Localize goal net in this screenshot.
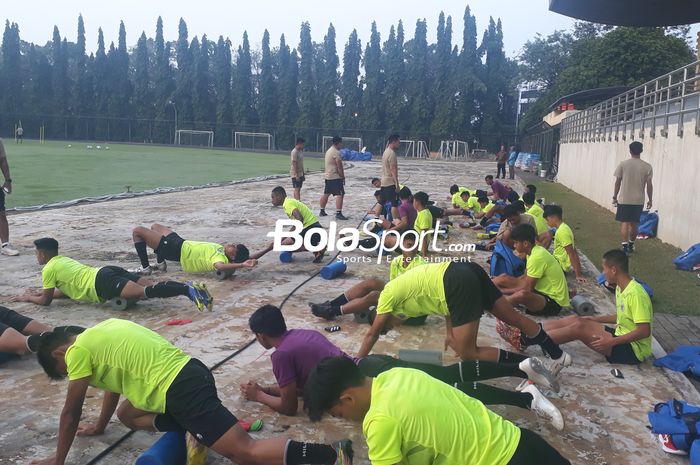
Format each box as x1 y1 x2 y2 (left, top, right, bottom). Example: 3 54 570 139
234 132 273 151
322 136 362 154
176 130 214 147
438 140 469 159
398 140 415 157
416 141 429 159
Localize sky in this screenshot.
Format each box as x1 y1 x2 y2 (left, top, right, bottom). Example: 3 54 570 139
2 0 583 58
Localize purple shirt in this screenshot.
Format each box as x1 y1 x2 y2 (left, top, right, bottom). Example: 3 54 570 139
491 180 510 200
271 329 347 388
398 201 417 229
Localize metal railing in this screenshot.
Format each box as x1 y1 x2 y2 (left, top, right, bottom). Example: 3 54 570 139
560 60 700 143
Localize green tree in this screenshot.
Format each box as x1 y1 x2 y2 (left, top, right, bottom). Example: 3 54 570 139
455 6 484 137
519 31 574 89
297 21 319 132
134 31 152 141
51 26 70 138
277 34 298 147
258 29 277 130
213 36 232 146
431 13 456 137
405 19 430 140
73 15 91 135
175 18 194 129
92 28 109 139
108 21 132 140
361 21 383 137
153 17 174 143
382 22 406 132
318 23 339 129
479 18 513 148
192 35 212 127
233 31 257 127
339 29 362 129
1 21 22 131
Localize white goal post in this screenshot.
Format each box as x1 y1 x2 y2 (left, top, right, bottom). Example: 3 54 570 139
322 136 363 154
234 132 273 151
398 140 415 158
416 141 429 159
438 140 469 159
175 130 214 147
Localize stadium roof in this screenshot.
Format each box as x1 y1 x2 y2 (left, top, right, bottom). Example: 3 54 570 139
549 0 700 26
548 86 632 111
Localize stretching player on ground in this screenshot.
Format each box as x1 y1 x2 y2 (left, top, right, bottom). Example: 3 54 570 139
543 250 652 365
543 205 586 282
305 358 572 465
130 224 256 275
0 306 83 355
12 238 212 311
29 318 353 465
241 305 563 429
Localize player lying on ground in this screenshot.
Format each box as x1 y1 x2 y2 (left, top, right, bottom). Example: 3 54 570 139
29 318 352 465
305 358 572 465
355 260 572 372
492 224 571 317
543 204 586 282
241 305 564 429
542 249 652 365
130 223 257 275
0 306 83 355
12 238 213 311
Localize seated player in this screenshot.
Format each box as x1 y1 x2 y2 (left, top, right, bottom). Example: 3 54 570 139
130 224 257 275
492 224 570 317
543 205 586 282
356 260 572 373
29 318 352 465
0 306 83 355
12 238 212 311
522 192 551 248
542 250 652 365
365 190 386 219
483 204 536 250
257 186 327 263
485 174 520 203
449 184 474 206
305 358 572 465
241 305 563 429
413 192 434 256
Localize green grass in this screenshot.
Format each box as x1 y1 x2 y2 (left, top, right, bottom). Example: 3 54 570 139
3 140 323 207
532 178 700 315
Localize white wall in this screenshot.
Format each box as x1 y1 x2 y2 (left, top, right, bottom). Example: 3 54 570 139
557 120 700 251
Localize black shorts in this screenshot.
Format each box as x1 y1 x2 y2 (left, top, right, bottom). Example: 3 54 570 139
507 190 520 203
427 205 444 219
0 306 32 336
155 232 185 261
292 176 305 188
0 188 5 212
380 185 399 207
528 290 563 317
507 428 571 465
94 266 141 301
604 326 642 365
615 204 643 223
443 262 503 326
324 179 345 196
302 222 323 247
155 359 238 447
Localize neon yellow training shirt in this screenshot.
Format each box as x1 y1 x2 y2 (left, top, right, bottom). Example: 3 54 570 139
66 319 191 413
615 279 653 361
42 255 101 303
363 368 521 465
482 201 494 213
526 245 571 307
414 208 433 234
389 254 426 281
553 222 574 271
180 240 229 273
527 203 549 236
377 261 450 319
283 197 318 229
452 194 470 210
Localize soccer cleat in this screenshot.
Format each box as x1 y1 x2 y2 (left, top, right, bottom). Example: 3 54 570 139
0 243 19 256
332 439 354 465
129 265 152 275
185 431 209 465
310 302 338 320
194 282 213 311
153 261 167 272
658 434 687 455
186 282 206 312
522 382 565 431
335 212 349 221
549 352 572 377
519 357 560 393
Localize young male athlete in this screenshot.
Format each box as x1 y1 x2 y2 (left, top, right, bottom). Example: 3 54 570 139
493 224 570 316
130 224 256 275
412 192 434 256
0 306 83 355
543 250 652 365
0 138 19 256
485 174 520 203
320 135 347 220
543 205 586 282
241 305 563 429
12 238 213 311
379 135 401 221
522 192 549 242
305 358 572 465
290 137 306 200
482 204 536 251
29 318 352 465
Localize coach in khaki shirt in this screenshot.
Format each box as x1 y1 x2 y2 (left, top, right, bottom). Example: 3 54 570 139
290 137 306 200
380 134 401 220
613 141 653 255
319 135 347 220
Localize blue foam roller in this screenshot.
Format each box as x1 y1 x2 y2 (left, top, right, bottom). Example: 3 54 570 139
0 352 18 364
280 251 294 263
320 260 347 280
135 431 186 465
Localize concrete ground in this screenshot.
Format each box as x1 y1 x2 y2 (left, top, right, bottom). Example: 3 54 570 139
0 159 697 465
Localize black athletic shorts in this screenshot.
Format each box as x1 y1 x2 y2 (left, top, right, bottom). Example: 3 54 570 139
155 232 185 261
155 358 238 447
507 190 520 203
94 266 141 301
292 176 305 188
380 185 399 207
615 204 643 223
604 326 642 365
507 428 571 465
324 179 345 196
443 262 503 327
0 188 5 212
527 290 563 317
0 306 32 336
302 222 323 247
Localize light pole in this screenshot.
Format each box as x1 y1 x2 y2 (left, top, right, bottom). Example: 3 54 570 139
168 101 177 144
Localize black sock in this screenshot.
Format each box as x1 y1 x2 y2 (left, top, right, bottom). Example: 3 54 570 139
153 413 186 433
480 217 489 227
336 210 342 215
135 241 150 268
330 294 348 307
457 359 526 382
285 440 337 465
144 281 189 299
498 349 528 364
26 334 40 353
523 325 564 360
320 208 326 213
456 382 532 409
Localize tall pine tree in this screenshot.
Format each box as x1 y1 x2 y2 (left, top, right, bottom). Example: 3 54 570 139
1 21 22 131
406 19 430 140
192 35 212 127
153 17 174 143
318 23 339 129
431 13 456 137
382 22 406 132
233 31 256 127
361 22 383 136
134 31 152 141
339 29 362 130
175 18 194 130
258 29 277 130
297 22 319 133
277 34 298 147
213 36 232 146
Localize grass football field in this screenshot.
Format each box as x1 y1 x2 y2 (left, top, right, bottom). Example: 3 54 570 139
2 140 323 208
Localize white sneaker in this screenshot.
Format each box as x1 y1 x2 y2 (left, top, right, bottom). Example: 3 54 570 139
522 382 565 431
152 261 167 272
549 352 572 377
1 243 19 256
129 265 152 275
519 357 560 393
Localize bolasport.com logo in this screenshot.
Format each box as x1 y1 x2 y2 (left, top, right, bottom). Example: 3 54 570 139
267 218 476 264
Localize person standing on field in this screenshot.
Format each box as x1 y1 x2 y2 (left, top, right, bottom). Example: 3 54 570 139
380 134 401 221
612 141 653 256
290 137 305 201
319 136 347 220
0 139 19 256
496 145 507 179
